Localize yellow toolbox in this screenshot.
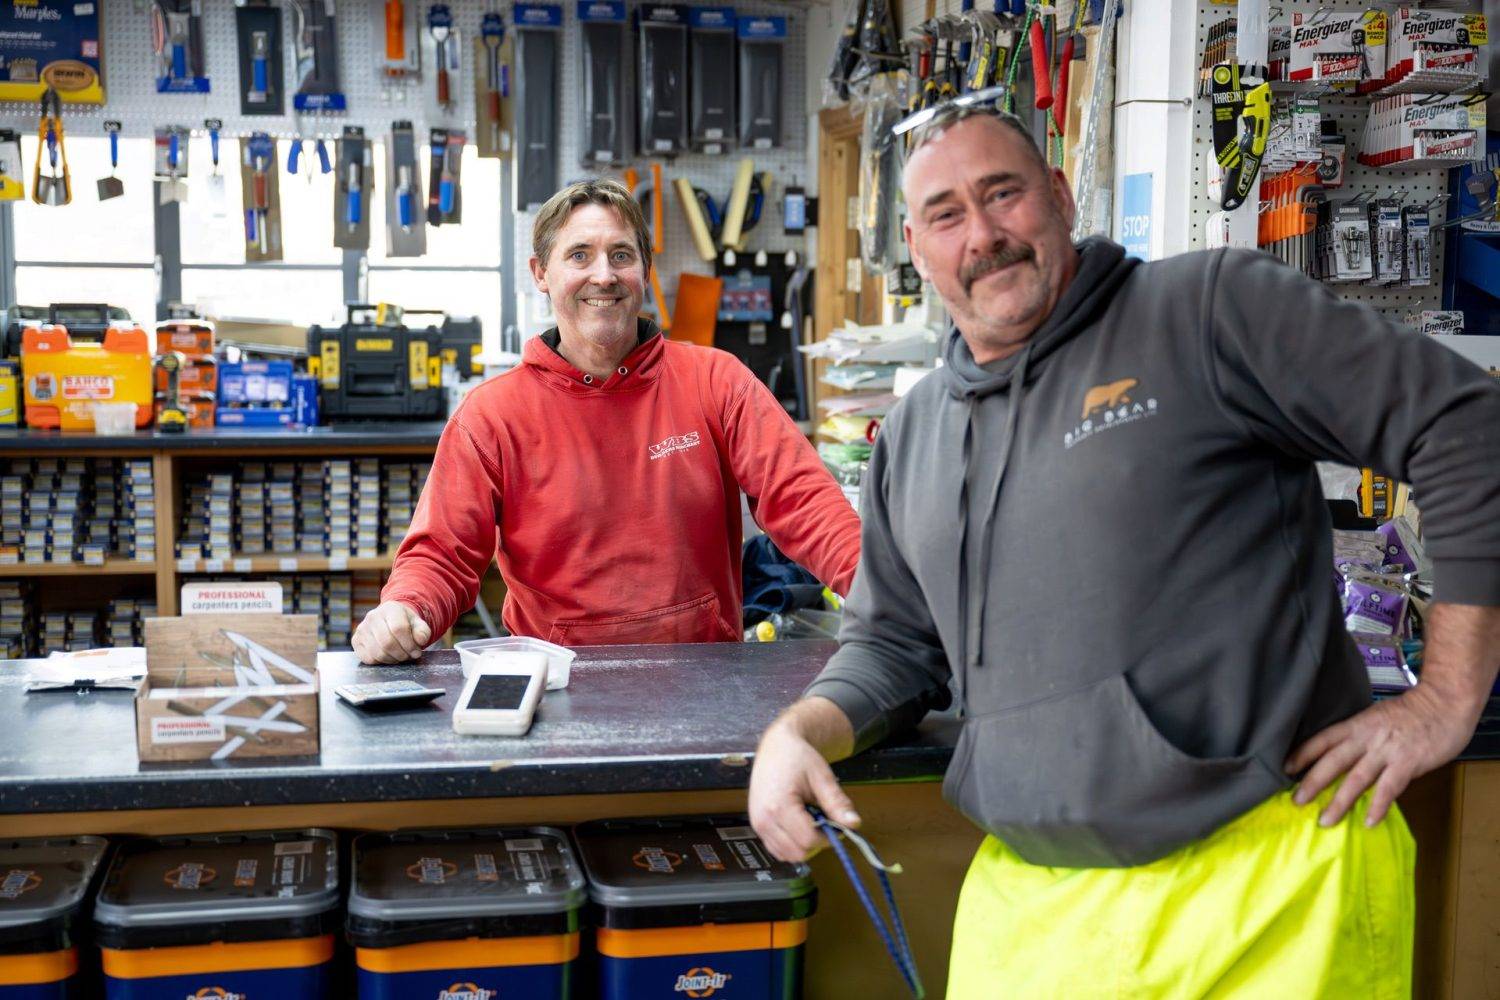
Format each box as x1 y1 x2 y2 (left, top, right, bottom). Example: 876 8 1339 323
22 324 153 430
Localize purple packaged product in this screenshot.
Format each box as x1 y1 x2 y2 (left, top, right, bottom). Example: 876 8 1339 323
1344 578 1408 636
1375 521 1417 573
1351 633 1418 692
292 373 319 427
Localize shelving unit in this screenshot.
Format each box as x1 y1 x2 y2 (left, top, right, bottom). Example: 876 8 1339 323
0 423 444 617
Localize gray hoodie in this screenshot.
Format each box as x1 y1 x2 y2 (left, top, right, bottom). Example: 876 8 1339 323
806 238 1500 868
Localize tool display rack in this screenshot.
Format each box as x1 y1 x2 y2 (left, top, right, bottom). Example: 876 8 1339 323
0 427 442 617
1190 0 1457 319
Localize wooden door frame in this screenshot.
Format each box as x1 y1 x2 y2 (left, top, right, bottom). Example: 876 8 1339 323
812 105 883 415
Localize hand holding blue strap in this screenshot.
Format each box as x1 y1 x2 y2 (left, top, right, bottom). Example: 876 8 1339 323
807 806 925 998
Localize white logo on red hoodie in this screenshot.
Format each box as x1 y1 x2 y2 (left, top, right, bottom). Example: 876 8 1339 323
649 432 701 460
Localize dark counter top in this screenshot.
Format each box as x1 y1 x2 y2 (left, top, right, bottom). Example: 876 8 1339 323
0 422 446 453
0 642 1493 817
0 642 957 816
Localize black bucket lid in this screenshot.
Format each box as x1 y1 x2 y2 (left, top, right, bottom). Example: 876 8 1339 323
572 815 814 912
93 829 338 947
0 836 108 953
349 826 585 923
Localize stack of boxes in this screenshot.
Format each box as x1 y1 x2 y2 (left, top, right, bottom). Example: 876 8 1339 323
105 597 156 647
0 459 155 566
265 573 350 650
382 462 431 551
41 610 96 652
125 460 156 563
0 581 34 657
154 321 218 428
354 460 381 557
238 463 268 555
327 461 353 560
326 574 353 647
298 464 328 556
270 463 298 555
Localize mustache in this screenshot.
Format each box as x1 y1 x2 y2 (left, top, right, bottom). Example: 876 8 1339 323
961 245 1035 292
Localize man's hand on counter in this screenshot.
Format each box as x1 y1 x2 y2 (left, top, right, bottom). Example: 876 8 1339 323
352 600 434 664
750 696 860 864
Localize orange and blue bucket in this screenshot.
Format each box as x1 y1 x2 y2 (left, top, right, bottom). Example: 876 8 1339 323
0 836 108 1000
347 826 585 999
91 829 340 999
573 815 817 1000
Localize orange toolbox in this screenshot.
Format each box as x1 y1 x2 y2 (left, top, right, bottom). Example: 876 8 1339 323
155 356 217 396
22 325 153 430
155 320 215 358
155 392 216 429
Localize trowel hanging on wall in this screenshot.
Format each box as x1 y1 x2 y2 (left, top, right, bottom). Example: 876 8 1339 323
97 121 124 201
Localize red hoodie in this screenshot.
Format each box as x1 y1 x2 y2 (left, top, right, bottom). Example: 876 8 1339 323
382 323 861 645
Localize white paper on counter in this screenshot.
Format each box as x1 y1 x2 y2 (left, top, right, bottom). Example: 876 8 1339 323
24 647 148 692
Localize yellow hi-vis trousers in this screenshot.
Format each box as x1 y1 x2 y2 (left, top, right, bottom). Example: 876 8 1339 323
946 789 1415 999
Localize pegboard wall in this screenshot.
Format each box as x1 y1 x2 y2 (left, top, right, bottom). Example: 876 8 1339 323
0 0 814 330
0 0 503 139
513 0 812 327
1190 0 1457 319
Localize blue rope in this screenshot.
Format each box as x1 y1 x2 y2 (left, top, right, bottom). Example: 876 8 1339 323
808 806 926 998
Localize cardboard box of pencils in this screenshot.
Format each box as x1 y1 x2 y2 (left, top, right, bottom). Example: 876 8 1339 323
136 613 320 763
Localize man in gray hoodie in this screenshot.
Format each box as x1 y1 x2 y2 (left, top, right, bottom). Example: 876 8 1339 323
748 103 1500 996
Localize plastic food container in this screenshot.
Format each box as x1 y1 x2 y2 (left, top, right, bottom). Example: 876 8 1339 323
573 815 818 1000
347 826 586 999
0 835 108 1000
93 829 340 999
90 403 137 436
455 636 576 690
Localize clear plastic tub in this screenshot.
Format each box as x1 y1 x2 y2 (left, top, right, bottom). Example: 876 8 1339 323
455 636 576 690
91 402 138 435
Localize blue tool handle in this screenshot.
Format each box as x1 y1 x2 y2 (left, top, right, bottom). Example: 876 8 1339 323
501 64 510 98
253 56 268 94
245 209 258 242
169 131 180 169
398 191 413 228
47 126 56 167
210 128 220 166
439 178 455 214
109 130 119 169
347 189 363 226
316 140 332 173
172 43 188 79
287 141 302 174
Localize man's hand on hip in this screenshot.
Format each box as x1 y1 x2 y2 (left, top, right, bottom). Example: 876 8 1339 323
352 600 433 664
1286 602 1500 828
749 697 860 863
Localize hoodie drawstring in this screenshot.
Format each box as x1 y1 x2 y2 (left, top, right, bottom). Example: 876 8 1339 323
954 345 1032 709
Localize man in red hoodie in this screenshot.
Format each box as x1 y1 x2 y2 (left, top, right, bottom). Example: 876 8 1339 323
353 179 861 662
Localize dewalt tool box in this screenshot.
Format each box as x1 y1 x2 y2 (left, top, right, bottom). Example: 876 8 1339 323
307 305 444 420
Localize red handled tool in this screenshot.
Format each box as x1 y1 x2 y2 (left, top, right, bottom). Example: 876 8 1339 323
1028 18 1052 110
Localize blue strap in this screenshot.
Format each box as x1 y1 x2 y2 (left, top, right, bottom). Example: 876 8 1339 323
807 806 925 998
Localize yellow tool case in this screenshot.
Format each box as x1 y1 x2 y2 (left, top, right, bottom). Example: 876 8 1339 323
22 325 152 431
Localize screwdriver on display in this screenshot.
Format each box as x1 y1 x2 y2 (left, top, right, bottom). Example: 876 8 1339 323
249 30 270 103
396 163 415 233
482 11 504 149
346 152 365 233
429 5 454 106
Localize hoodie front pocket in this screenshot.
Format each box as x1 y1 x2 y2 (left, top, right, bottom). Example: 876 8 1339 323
547 592 732 646
943 673 1287 869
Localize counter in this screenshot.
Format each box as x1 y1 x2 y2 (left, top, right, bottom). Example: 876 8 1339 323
0 642 958 815
0 641 1494 998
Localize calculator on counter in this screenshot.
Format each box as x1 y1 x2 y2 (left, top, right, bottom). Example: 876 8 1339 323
334 679 446 710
